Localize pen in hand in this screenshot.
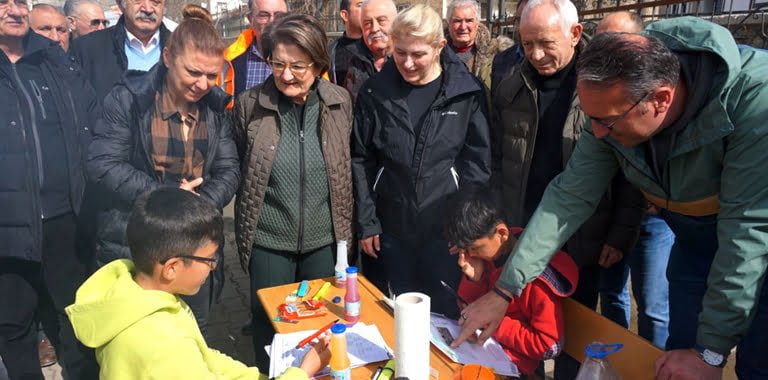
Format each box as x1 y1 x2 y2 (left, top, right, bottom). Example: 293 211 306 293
440 280 469 306
296 319 340 349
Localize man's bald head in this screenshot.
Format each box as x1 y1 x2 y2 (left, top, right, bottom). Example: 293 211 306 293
596 11 643 34
30 4 70 51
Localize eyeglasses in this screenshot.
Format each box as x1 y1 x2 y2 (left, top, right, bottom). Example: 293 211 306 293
268 60 314 76
160 254 219 269
253 11 284 23
72 15 110 27
0 0 28 10
88 18 109 27
591 91 652 131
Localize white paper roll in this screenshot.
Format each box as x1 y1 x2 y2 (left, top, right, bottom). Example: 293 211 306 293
394 292 431 380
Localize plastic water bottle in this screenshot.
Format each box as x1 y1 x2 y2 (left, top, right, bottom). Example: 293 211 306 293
330 323 352 380
574 342 623 380
344 266 361 323
334 240 348 288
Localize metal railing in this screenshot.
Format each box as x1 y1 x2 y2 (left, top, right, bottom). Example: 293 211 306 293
492 0 768 47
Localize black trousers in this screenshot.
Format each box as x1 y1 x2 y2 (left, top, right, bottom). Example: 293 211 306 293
249 244 335 371
0 213 98 380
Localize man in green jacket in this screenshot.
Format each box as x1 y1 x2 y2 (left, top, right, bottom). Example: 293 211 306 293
454 16 768 380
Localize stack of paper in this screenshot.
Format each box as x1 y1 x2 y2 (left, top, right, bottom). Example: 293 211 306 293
429 313 520 377
267 323 393 378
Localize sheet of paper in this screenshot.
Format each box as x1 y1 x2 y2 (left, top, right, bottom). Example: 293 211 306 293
429 313 520 377
267 323 393 378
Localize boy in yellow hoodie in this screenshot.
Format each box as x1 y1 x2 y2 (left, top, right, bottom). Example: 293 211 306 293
66 188 328 379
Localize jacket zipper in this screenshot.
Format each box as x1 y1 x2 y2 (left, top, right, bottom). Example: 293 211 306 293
372 167 384 191
297 122 306 253
66 89 79 129
29 79 47 120
519 89 539 221
11 64 45 218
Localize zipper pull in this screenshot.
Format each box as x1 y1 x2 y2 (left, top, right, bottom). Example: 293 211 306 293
28 80 47 120
299 129 305 143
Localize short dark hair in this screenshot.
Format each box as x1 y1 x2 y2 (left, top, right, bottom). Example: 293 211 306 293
340 0 350 11
127 188 223 275
261 13 330 74
443 188 506 249
577 33 680 102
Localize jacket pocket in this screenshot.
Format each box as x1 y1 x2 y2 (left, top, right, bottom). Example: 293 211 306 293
372 167 384 192
450 166 460 190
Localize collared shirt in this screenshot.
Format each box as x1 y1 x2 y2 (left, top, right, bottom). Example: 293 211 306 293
150 84 208 185
125 28 160 55
124 28 161 71
245 42 271 91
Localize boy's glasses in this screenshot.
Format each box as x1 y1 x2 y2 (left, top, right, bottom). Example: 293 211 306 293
160 255 219 269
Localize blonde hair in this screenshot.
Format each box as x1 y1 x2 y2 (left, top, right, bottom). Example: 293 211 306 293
391 4 444 45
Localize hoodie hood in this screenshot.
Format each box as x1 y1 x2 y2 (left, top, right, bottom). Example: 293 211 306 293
65 259 183 348
537 251 579 297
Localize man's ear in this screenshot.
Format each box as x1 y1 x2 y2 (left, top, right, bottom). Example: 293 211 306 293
570 23 583 46
339 9 349 24
651 85 675 114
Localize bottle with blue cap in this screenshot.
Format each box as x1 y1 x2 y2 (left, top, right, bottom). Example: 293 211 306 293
330 323 351 380
574 341 623 380
344 266 360 323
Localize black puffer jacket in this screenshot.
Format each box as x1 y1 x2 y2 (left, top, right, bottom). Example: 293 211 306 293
87 64 240 266
0 33 99 262
342 40 378 103
352 48 491 242
70 17 171 100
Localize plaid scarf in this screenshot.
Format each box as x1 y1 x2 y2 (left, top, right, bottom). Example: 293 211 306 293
150 84 208 185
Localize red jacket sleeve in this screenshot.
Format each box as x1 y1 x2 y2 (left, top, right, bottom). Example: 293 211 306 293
458 274 491 306
492 280 564 360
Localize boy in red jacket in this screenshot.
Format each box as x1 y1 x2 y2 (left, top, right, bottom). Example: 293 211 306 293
443 190 579 375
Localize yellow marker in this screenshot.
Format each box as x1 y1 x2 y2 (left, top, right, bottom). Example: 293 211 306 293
312 281 332 301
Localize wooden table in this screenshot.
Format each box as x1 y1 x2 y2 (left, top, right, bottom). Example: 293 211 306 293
257 276 461 379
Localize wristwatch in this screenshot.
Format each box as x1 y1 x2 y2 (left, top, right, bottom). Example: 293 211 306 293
694 344 726 368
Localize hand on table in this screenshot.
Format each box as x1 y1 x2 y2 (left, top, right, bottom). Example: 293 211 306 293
598 244 624 268
360 235 381 258
451 289 509 348
655 349 723 380
299 333 332 376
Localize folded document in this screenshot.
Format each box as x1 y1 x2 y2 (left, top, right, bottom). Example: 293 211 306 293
267 323 392 378
430 313 519 377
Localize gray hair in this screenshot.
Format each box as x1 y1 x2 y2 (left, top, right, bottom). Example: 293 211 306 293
62 0 100 16
361 0 397 13
248 0 289 13
32 3 65 14
520 0 579 38
577 33 680 101
447 0 480 19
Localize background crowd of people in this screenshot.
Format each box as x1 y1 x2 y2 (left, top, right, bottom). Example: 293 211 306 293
1 0 767 378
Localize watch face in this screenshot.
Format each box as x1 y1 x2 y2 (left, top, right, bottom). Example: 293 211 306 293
702 349 725 366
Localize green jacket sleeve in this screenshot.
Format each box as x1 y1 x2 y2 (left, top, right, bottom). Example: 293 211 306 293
697 75 768 354
143 335 310 380
497 126 619 294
